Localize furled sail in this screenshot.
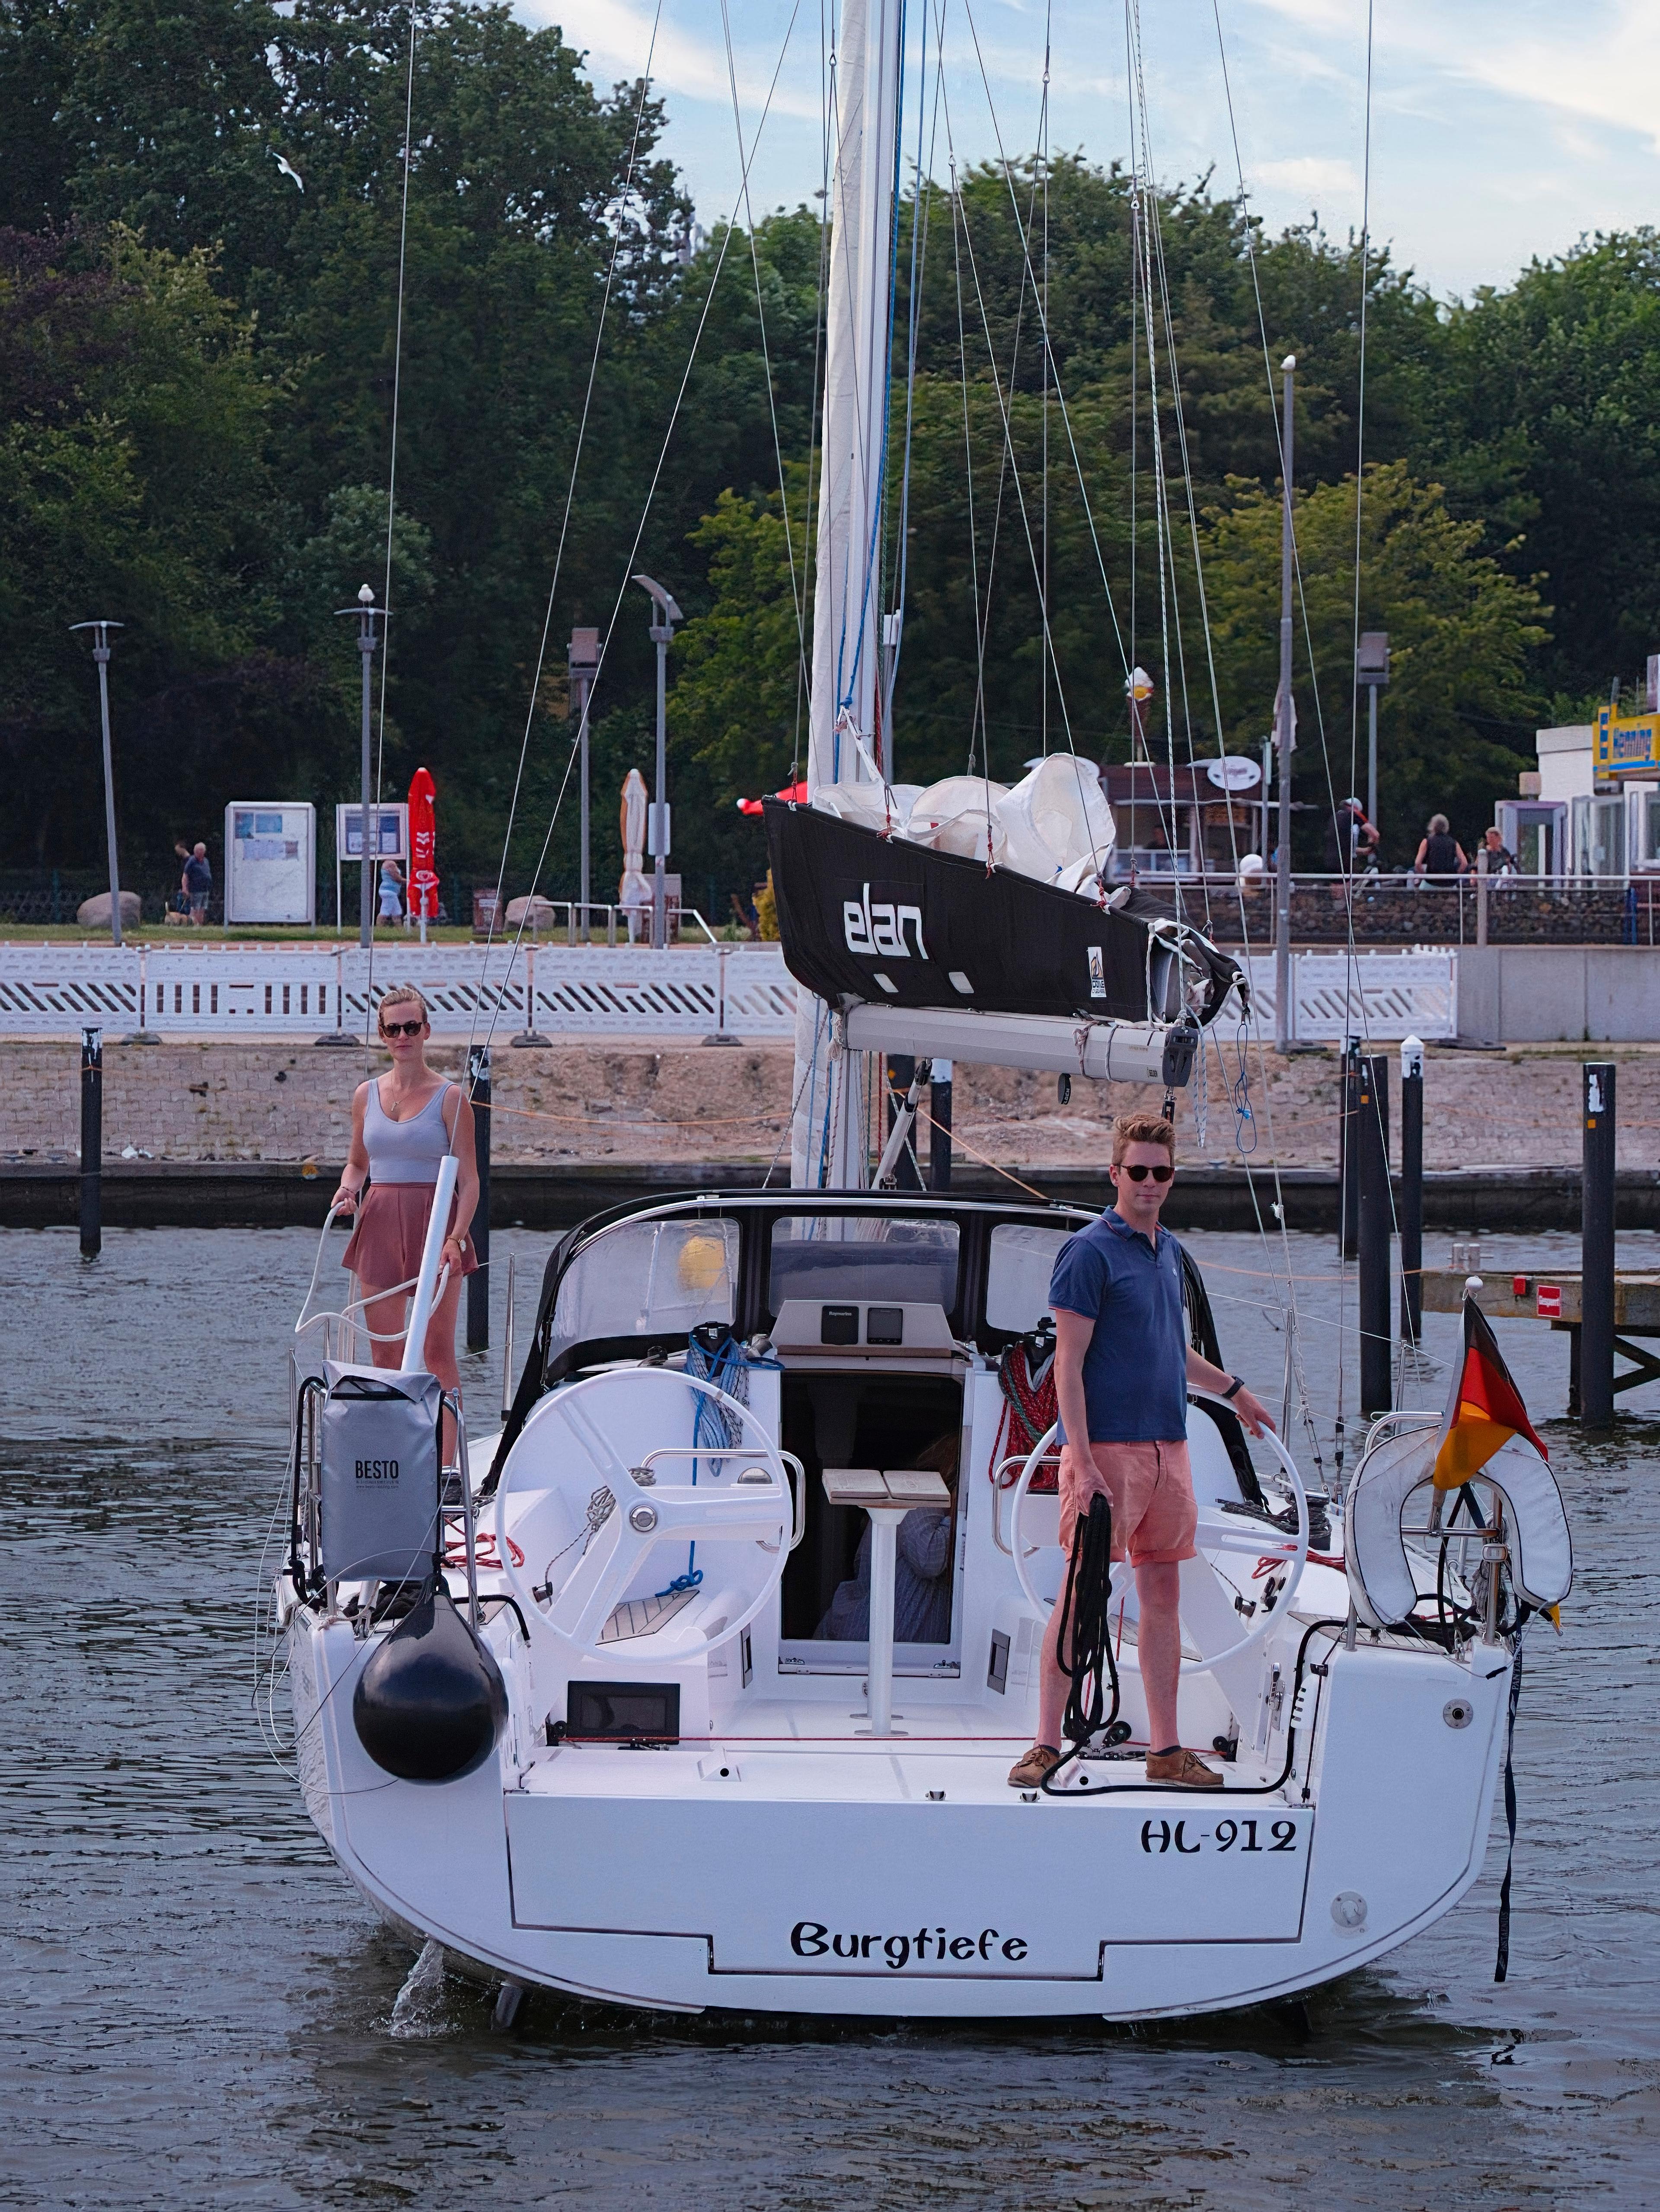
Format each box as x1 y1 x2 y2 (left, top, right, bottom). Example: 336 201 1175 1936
764 798 1242 1029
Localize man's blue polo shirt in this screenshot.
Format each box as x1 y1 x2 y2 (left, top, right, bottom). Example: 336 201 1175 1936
1049 1209 1189 1443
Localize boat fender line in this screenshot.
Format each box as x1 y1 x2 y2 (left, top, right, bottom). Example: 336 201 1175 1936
1038 1617 1349 1801
1494 1644 1523 1983
1041 1495 1124 1796
1347 1429 1572 1630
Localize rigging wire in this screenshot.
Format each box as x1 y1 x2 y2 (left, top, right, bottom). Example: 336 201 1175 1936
362 8 418 1075
461 1 667 1077
466 0 805 1076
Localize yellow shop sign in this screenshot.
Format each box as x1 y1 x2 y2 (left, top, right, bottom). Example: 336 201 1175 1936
1595 704 1660 774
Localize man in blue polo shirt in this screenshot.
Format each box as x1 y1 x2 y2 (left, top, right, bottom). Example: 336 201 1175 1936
1009 1112 1274 1790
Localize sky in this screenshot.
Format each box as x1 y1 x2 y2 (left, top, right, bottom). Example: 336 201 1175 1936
531 0 1660 301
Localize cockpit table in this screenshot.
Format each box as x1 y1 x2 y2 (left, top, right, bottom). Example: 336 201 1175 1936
821 1467 951 1736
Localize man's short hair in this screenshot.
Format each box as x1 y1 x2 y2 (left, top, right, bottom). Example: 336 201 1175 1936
1111 1112 1175 1166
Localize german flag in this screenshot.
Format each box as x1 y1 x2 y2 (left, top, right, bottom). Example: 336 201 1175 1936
1432 1296 1548 1490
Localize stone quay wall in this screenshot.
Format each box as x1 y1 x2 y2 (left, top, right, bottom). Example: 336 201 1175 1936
6 1036 1659 1175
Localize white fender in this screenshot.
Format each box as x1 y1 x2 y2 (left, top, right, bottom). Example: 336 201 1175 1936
1347 1425 1573 1630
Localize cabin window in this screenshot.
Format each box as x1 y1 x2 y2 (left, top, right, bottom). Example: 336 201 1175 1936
548 1218 739 1362
768 1216 959 1315
985 1223 1071 1333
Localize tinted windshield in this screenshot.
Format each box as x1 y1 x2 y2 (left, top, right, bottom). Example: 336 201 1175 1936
769 1216 959 1312
984 1223 1072 1331
549 1218 739 1362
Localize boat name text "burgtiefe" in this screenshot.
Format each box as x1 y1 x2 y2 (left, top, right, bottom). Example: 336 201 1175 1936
790 1923 1026 1967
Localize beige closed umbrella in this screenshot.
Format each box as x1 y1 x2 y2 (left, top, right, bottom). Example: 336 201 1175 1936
619 768 650 942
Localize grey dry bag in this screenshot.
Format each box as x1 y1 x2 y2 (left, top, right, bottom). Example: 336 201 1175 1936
319 1361 443 1584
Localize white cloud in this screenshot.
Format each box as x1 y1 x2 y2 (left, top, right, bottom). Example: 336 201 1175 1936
1253 155 1360 204
531 0 1660 294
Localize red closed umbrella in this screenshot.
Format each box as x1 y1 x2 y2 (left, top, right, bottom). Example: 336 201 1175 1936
409 767 438 928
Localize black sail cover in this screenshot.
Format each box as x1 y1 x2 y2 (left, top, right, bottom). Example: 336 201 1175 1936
764 798 1241 1026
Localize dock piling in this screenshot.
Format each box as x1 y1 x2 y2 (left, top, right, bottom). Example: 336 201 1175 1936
1358 1052 1392 1416
467 1045 491 1352
1399 1035 1424 1343
929 1059 953 1192
79 1024 102 1259
1338 1038 1361 1260
1581 1061 1616 1426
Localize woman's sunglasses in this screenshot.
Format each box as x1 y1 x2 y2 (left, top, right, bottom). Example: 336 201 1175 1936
380 1018 425 1038
1117 1161 1173 1183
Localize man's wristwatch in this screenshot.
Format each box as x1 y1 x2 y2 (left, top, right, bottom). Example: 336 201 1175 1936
1221 1375 1246 1401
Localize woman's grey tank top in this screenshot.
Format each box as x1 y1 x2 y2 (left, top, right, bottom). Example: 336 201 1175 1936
364 1080 453 1183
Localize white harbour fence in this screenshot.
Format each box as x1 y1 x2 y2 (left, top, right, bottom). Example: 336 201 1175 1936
1241 951 1459 1045
0 943 798 1041
0 941 1459 1045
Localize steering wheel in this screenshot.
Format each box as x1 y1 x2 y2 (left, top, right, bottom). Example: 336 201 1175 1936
1006 1391 1309 1676
492 1368 794 1665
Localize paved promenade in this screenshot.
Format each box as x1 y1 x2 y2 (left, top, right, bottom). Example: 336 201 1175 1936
4 1037 1656 1173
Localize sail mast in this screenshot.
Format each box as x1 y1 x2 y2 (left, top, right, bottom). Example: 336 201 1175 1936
790 0 903 1187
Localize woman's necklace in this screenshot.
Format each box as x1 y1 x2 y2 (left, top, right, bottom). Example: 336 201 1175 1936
381 1070 438 1123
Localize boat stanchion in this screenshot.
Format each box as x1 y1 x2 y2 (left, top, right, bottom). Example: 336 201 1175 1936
1581 1061 1616 1426
466 1045 491 1353
1358 1053 1392 1417
79 1023 102 1260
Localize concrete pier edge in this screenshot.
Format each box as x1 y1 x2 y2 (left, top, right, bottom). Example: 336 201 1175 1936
5 1159 1657 1234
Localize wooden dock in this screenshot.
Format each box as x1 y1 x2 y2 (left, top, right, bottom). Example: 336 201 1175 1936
1420 1267 1660 1404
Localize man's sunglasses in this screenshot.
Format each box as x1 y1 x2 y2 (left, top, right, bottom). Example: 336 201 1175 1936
1116 1161 1173 1183
380 1018 425 1038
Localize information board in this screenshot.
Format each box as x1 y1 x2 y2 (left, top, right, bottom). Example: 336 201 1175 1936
224 802 316 925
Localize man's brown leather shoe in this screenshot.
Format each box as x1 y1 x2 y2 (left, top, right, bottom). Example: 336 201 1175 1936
1007 1743 1062 1789
1145 1747 1225 1789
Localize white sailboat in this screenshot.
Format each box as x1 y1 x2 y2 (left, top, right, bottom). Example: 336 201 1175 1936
274 0 1573 2022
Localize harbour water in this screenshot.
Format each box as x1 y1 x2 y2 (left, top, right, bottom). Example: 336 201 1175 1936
3 1222 1655 2209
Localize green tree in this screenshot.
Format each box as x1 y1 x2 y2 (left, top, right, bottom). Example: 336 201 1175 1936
1197 460 1549 863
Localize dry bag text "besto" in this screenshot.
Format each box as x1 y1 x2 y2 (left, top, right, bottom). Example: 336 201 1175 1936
843 882 927 961
355 1459 401 1482
790 1922 1028 1969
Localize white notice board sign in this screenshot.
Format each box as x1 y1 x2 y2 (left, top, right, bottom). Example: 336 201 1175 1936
224 802 316 925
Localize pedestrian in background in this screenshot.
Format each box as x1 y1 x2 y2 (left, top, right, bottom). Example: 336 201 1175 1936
1411 813 1466 885
184 841 213 924
378 857 406 929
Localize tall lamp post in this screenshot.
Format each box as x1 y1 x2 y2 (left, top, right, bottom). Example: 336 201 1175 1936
335 584 384 948
632 574 682 949
569 626 600 942
1357 630 1390 844
1274 353 1296 1054
70 620 127 947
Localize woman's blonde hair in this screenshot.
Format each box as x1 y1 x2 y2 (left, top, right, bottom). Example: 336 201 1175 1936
377 983 431 1030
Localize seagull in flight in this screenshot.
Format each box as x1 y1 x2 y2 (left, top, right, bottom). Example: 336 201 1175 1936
269 149 304 192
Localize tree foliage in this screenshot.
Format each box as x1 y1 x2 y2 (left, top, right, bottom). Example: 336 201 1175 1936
3 0 1659 903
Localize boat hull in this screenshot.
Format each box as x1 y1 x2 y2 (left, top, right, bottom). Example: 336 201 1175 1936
287 1609 1514 2020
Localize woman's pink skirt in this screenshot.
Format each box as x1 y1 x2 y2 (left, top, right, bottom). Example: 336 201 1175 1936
340 1181 480 1291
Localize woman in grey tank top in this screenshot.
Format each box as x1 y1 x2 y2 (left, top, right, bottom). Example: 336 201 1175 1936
332 984 479 1442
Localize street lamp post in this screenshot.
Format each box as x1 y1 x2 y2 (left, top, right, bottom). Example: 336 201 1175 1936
1357 630 1390 844
632 574 682 950
335 585 384 949
1274 354 1296 1054
70 620 127 947
569 626 600 942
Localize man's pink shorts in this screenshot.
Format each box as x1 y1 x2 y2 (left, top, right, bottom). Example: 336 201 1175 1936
1057 1438 1197 1566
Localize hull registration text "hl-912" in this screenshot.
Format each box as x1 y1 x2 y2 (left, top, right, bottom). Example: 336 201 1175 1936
1142 1816 1301 1854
